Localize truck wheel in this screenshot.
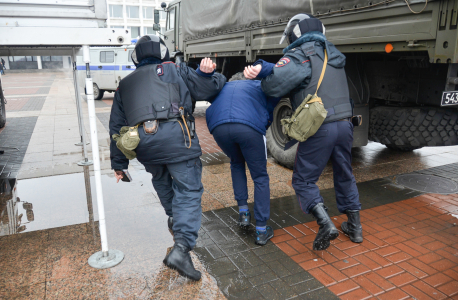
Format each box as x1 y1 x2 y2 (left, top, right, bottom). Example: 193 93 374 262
369 106 458 149
0 81 6 128
93 83 104 100
385 145 422 152
266 98 297 169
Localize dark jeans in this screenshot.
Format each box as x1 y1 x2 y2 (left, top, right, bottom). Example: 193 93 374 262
292 120 361 214
212 123 270 226
145 157 203 249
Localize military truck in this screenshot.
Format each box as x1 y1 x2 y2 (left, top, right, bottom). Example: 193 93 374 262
158 0 458 168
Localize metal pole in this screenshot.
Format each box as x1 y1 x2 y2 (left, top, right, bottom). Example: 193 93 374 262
83 45 123 269
72 48 85 146
83 165 96 240
71 48 92 166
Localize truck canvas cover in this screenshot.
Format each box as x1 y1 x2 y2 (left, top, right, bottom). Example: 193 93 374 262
182 0 430 40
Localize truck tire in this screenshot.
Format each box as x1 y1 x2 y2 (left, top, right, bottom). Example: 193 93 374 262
0 81 5 128
266 99 297 169
369 106 458 150
93 83 104 100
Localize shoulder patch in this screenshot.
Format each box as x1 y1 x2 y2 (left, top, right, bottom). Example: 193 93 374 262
156 65 164 76
275 57 290 68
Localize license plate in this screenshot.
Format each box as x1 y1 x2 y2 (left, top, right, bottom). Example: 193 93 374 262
441 91 458 106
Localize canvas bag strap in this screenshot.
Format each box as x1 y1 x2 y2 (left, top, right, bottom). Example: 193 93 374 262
314 49 328 97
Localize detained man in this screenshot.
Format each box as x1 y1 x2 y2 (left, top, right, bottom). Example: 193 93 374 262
205 75 280 245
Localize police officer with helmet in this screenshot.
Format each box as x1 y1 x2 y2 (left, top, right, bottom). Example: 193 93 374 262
109 35 226 280
244 14 363 251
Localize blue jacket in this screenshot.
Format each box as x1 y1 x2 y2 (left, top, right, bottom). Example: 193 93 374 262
206 80 280 135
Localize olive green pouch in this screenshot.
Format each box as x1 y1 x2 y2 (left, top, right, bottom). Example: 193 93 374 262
280 49 329 142
112 125 140 160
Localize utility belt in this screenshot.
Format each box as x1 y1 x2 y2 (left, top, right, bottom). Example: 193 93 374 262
112 107 196 160
141 115 196 140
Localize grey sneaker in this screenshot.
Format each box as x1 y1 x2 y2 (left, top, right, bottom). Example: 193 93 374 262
255 226 274 246
238 211 251 228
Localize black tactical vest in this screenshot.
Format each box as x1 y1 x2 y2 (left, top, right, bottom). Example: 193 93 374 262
119 64 182 126
292 43 353 124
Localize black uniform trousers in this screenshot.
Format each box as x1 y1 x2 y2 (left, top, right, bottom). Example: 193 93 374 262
292 120 361 214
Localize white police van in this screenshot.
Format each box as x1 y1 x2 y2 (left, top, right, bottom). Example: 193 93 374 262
77 45 136 100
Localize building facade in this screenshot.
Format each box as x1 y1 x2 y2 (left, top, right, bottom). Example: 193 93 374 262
107 0 170 39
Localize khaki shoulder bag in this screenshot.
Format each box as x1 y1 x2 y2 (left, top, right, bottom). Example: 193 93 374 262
280 50 328 142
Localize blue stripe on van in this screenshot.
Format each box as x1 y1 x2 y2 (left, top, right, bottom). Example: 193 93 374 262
122 65 136 70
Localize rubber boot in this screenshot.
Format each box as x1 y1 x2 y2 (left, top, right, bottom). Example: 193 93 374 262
310 203 339 250
163 243 201 281
341 210 363 243
168 216 173 231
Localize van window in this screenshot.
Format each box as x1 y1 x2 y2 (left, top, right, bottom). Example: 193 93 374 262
128 50 133 62
100 51 114 63
167 8 175 30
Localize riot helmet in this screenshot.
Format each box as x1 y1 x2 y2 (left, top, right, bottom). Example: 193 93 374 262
131 35 170 66
279 14 326 45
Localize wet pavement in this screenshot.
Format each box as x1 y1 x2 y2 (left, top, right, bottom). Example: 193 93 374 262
0 71 458 299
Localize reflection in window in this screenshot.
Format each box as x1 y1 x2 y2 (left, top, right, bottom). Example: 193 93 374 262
51 56 63 62
100 52 114 63
144 27 156 35
128 26 140 38
126 6 139 19
143 7 154 19
167 8 175 30
109 5 123 18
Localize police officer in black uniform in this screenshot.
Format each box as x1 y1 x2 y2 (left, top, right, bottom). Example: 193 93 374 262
110 35 226 280
244 14 363 251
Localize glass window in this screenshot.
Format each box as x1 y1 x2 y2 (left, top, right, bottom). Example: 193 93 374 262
42 56 51 62
143 7 153 19
167 8 175 30
159 10 166 20
100 51 114 63
128 50 133 62
13 56 26 62
8 57 13 62
109 5 123 18
128 26 140 38
126 6 139 19
160 27 165 35
51 56 63 61
111 25 124 29
144 27 156 35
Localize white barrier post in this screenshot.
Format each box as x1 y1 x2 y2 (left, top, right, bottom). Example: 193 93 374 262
83 45 124 269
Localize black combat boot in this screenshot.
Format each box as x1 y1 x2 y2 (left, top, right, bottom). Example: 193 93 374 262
310 203 339 250
341 210 363 243
163 243 201 281
168 216 173 231
239 211 251 228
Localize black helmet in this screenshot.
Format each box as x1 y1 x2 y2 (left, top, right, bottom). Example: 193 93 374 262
279 14 326 45
131 34 170 66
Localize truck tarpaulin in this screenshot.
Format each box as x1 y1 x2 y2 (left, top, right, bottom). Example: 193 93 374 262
182 0 430 40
